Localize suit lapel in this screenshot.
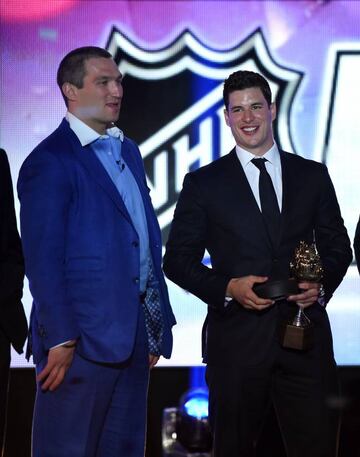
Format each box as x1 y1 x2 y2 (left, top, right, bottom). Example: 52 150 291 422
224 150 271 249
121 142 160 240
220 149 304 253
60 120 134 225
121 142 149 204
280 151 302 224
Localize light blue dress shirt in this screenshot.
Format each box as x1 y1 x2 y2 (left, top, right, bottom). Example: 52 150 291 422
66 112 150 293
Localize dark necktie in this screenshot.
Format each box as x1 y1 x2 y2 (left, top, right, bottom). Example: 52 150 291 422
251 158 280 247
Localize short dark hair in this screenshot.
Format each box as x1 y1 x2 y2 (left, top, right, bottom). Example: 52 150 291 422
223 70 272 109
57 46 112 106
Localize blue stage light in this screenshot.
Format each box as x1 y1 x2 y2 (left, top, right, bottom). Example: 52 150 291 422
183 390 209 419
162 384 212 455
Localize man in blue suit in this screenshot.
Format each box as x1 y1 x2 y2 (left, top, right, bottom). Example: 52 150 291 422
18 46 176 457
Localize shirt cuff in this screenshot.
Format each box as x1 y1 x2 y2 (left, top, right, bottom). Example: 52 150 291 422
50 340 74 350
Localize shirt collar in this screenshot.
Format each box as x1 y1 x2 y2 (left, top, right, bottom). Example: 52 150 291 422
65 112 124 146
235 143 281 169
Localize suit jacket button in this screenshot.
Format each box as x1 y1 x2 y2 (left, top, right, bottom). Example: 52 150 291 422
132 241 139 247
38 325 46 338
134 278 139 284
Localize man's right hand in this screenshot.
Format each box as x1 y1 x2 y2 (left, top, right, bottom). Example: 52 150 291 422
37 342 76 392
226 275 274 311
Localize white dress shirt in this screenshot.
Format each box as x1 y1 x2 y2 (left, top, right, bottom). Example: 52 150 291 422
224 143 283 305
65 111 124 144
235 143 283 212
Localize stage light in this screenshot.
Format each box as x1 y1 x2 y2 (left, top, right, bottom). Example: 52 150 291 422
162 388 212 456
182 389 208 419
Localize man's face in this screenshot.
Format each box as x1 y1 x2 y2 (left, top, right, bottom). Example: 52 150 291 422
67 57 123 134
224 87 276 156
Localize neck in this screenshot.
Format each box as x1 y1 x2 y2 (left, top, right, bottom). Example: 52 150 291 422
67 109 108 135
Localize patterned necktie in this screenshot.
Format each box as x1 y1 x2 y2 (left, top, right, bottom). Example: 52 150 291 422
142 257 163 355
251 158 280 248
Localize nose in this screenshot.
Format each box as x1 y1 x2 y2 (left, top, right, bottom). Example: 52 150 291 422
109 81 123 98
242 108 255 122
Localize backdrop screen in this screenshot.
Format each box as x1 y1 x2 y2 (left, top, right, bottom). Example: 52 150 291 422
1 0 359 367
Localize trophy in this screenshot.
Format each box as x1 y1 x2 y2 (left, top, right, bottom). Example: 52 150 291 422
279 241 324 351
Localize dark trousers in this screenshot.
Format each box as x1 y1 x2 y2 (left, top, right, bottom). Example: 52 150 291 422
32 306 149 457
206 331 340 457
0 330 10 457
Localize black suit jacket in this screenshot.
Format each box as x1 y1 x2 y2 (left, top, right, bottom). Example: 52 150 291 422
0 149 27 354
354 216 360 274
164 149 352 364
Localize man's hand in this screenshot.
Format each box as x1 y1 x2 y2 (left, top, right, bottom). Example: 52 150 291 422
287 282 320 308
37 342 76 392
226 275 274 311
149 354 159 369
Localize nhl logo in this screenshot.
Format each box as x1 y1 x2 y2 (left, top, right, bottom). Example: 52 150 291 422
106 27 302 242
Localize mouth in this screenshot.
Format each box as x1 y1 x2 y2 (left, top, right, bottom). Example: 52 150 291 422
105 102 121 115
241 126 258 135
106 102 120 109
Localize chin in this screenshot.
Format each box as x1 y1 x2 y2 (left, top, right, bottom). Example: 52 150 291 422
110 113 120 123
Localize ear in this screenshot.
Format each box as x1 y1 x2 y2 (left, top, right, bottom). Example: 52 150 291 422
270 102 277 121
224 108 230 127
62 82 78 104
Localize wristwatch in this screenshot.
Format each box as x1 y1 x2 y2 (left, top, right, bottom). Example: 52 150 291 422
318 284 326 307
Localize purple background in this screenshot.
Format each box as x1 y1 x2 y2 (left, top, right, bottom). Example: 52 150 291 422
1 0 359 366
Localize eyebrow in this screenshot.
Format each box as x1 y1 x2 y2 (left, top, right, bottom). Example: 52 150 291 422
230 102 264 111
95 74 123 82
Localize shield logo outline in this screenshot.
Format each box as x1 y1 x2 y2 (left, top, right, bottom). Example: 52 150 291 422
106 27 303 235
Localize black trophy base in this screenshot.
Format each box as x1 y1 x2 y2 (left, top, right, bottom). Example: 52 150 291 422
279 322 314 351
253 278 299 301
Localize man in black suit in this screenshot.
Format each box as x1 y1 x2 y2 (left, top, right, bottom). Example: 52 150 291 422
354 217 360 274
0 149 28 454
163 71 352 457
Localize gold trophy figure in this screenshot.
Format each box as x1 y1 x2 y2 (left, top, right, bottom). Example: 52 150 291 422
279 241 323 351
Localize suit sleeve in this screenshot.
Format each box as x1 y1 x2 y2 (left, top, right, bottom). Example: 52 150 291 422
163 173 231 309
354 216 360 275
0 149 27 353
0 149 24 302
17 149 79 350
314 165 352 302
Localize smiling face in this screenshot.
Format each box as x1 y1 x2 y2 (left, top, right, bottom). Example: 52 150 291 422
224 87 276 156
63 57 123 134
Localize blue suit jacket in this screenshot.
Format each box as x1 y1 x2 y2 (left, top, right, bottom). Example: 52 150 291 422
18 119 175 364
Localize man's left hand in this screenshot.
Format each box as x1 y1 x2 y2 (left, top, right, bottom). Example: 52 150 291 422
37 343 76 392
149 354 159 369
287 282 321 308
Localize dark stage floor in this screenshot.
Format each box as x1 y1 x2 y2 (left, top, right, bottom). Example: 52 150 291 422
4 366 360 457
